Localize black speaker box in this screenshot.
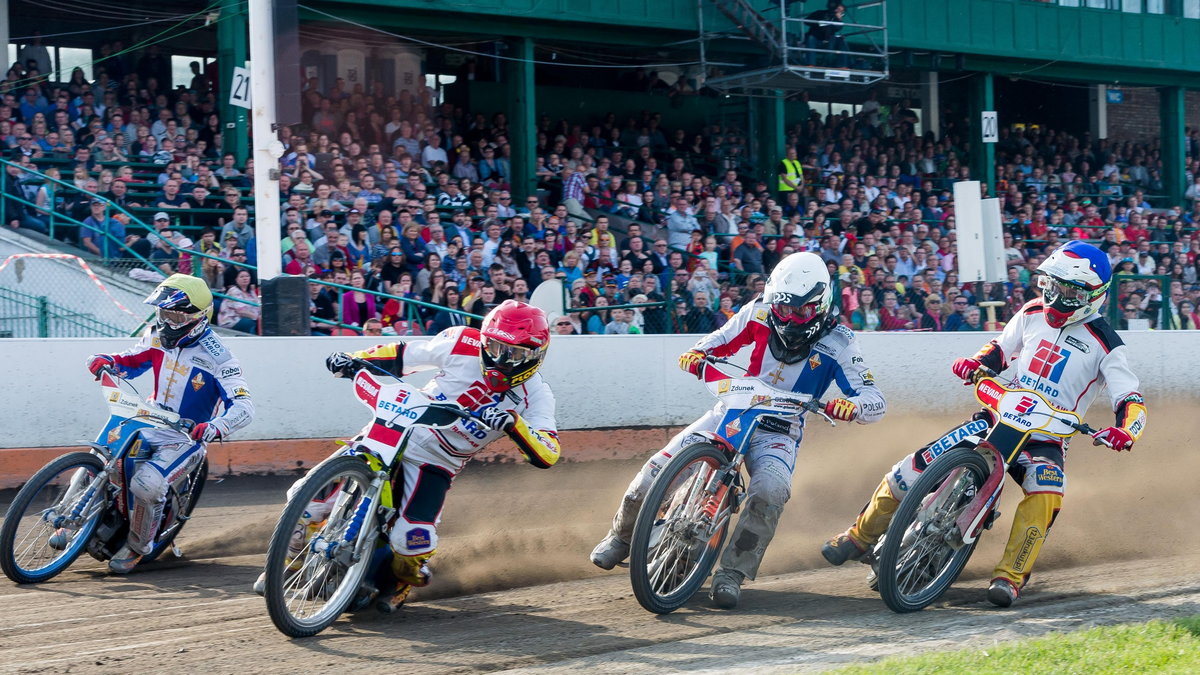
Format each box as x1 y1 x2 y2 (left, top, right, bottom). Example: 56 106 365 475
260 275 309 336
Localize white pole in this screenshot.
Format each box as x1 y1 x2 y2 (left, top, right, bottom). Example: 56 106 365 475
248 0 282 280
0 1 10 71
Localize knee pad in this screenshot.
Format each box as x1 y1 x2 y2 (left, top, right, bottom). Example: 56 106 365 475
130 466 168 505
747 463 792 507
886 454 922 496
390 519 438 556
1019 463 1065 497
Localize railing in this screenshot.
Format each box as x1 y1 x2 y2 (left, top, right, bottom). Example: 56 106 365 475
0 286 131 338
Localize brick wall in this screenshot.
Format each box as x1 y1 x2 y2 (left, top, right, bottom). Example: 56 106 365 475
1106 88 1200 144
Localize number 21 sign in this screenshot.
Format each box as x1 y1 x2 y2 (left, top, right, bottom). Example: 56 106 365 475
230 67 252 110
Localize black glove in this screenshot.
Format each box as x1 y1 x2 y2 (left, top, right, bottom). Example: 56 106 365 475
477 406 514 432
325 352 356 378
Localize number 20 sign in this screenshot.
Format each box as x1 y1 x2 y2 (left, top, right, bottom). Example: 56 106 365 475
229 67 252 110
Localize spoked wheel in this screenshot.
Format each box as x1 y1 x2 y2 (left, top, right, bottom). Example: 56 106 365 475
877 447 992 613
264 455 378 637
143 459 209 564
629 443 734 614
1 452 108 584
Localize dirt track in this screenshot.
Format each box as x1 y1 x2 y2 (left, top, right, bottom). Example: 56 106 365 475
2 411 1198 673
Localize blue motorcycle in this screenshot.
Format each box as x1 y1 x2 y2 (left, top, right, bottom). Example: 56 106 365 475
0 367 208 583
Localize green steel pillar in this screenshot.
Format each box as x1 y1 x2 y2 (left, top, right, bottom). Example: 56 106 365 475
760 90 786 195
505 37 536 202
969 72 996 196
217 0 249 165
1159 86 1185 207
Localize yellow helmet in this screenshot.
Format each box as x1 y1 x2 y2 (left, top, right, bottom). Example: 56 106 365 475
144 274 213 348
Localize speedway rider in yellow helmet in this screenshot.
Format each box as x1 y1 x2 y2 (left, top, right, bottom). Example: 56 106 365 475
822 241 1146 607
84 274 255 573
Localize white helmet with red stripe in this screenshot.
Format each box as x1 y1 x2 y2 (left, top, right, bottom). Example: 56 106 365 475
761 252 834 364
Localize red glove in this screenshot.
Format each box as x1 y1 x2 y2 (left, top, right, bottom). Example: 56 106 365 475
951 357 981 384
86 354 115 379
824 398 858 421
1092 426 1134 452
678 349 707 379
191 423 222 444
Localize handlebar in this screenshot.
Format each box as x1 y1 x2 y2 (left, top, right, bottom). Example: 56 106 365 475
346 357 480 422
968 364 1109 447
703 356 837 427
98 366 197 434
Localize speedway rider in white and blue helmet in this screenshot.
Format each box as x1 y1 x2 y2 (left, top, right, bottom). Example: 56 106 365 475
822 241 1146 607
591 252 887 609
83 274 255 573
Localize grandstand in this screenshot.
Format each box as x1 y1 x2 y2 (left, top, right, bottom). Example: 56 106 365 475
0 0 1198 336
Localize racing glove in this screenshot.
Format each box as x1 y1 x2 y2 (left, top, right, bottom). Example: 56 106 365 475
190 422 222 443
678 349 707 379
1092 426 1134 452
86 354 115 379
325 352 356 378
951 357 981 384
477 406 515 433
824 398 858 421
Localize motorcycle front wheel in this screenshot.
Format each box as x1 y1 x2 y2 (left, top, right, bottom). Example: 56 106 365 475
629 442 733 614
263 455 378 637
0 452 107 584
876 447 991 613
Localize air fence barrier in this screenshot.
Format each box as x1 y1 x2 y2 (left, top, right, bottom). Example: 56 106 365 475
0 330 1196 487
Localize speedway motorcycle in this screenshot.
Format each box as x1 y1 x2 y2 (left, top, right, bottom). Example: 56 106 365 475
871 366 1112 613
262 358 479 638
627 357 835 614
0 367 208 583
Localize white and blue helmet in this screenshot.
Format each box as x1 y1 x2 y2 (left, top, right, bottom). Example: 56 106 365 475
1035 241 1112 328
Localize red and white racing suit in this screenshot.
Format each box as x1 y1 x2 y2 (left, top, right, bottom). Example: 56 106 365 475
846 298 1146 589
104 326 254 554
608 300 886 581
296 326 560 584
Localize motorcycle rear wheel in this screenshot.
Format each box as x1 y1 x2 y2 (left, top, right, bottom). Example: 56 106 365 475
629 442 733 614
0 452 107 584
264 455 377 637
877 447 991 613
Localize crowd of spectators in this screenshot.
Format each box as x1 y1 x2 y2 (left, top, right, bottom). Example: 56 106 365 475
4 38 1200 335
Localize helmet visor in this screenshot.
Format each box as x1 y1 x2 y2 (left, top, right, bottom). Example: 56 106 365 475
483 338 538 371
771 302 821 325
158 307 203 329
1039 276 1090 308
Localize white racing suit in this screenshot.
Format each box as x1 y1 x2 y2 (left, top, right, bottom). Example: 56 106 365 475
293 326 561 586
105 326 254 554
845 298 1145 589
608 301 886 581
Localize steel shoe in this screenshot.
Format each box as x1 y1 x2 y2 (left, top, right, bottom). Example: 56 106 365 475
252 571 267 596
710 569 744 609
987 578 1019 608
821 531 867 566
374 582 414 614
108 545 143 574
589 533 630 570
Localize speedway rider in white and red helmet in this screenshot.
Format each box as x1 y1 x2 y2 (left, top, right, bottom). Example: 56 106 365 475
591 252 887 609
83 274 255 574
252 300 561 611
822 241 1146 608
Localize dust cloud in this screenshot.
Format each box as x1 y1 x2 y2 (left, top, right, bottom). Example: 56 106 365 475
181 403 1199 601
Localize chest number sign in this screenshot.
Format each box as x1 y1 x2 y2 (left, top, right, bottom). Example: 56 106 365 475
230 67 251 110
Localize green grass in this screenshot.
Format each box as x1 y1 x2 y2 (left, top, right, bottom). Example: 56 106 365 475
834 615 1200 674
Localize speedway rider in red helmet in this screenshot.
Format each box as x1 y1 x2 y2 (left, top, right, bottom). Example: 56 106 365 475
252 300 561 609
822 241 1146 607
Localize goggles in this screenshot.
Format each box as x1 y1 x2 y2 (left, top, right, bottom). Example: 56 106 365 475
158 307 203 329
771 302 821 325
1038 276 1091 308
483 338 539 367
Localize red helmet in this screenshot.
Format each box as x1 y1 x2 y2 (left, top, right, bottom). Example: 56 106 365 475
479 300 550 390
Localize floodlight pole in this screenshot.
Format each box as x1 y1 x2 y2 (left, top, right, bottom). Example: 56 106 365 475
248 0 283 281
